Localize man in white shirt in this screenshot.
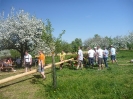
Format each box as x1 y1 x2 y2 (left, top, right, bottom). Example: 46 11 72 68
97 46 104 70
24 51 32 72
110 45 117 63
77 46 83 70
88 47 95 68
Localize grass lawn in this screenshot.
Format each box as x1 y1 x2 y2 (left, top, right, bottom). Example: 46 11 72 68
0 50 133 99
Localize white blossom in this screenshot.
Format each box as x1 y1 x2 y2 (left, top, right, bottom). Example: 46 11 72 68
0 8 49 54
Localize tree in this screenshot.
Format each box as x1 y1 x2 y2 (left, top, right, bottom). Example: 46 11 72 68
10 49 20 59
60 41 72 53
41 19 65 89
112 36 124 49
41 19 65 54
84 34 112 49
125 32 133 50
0 8 45 66
83 34 101 48
111 32 133 50
71 38 82 53
101 36 112 48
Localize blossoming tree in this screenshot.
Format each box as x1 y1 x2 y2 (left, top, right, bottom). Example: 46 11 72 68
83 34 112 48
0 8 45 64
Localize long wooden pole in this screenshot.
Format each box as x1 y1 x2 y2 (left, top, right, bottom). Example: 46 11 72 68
0 58 74 85
118 64 133 66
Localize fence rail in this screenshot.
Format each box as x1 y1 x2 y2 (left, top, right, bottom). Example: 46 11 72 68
0 58 74 85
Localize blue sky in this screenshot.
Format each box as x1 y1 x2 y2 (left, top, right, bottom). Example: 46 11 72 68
0 0 133 43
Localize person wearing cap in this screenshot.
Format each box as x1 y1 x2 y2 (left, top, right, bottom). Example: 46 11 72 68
110 45 117 63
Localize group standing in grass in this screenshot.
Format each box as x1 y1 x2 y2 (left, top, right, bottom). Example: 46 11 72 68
76 45 117 70
88 45 117 70
22 45 117 80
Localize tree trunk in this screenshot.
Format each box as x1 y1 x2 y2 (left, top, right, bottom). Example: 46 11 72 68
20 48 25 67
20 52 23 67
52 52 57 89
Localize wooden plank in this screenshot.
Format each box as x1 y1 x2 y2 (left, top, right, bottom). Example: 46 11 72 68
0 69 37 85
2 66 13 69
0 58 74 85
118 64 133 66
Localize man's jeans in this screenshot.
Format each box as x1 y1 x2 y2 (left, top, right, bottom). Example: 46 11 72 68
88 57 94 66
103 57 108 67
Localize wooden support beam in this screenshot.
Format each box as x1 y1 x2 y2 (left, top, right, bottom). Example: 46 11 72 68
118 64 133 66
0 58 74 85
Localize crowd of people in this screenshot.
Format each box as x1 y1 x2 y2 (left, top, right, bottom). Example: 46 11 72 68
77 45 117 70
0 45 117 80
21 45 117 79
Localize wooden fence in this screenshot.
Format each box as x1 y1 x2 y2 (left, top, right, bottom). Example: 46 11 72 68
0 58 74 85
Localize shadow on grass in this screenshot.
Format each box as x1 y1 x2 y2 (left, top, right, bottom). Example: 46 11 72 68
0 77 33 89
107 67 112 71
30 71 52 84
0 71 52 89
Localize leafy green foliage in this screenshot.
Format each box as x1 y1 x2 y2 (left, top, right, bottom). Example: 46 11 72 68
10 49 20 58
41 19 65 54
71 38 82 53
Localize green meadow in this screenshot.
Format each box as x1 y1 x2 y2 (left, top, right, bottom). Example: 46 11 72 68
0 50 133 99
